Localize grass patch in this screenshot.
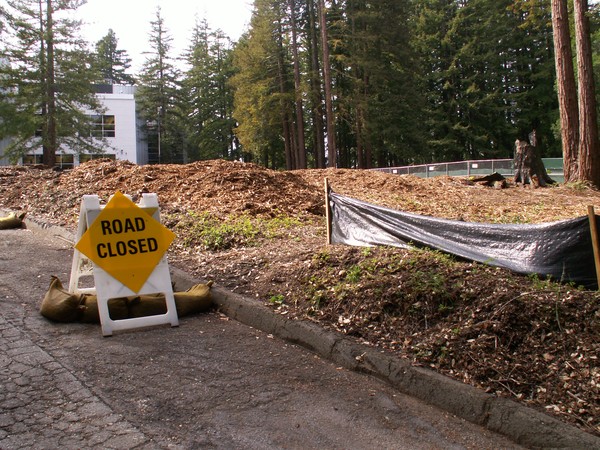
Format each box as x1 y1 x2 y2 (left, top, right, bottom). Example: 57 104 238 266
165 210 304 251
302 247 463 316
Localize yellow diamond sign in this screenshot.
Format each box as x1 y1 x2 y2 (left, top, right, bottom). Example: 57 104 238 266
75 191 175 293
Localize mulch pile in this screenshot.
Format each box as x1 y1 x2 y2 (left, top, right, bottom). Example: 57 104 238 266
1 159 599 436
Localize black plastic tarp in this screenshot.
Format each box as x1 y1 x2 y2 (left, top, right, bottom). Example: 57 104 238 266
329 191 598 288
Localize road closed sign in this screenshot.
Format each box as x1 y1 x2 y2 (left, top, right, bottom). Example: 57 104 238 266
75 191 175 293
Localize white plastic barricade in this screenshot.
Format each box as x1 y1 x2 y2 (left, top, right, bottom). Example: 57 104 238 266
69 193 179 336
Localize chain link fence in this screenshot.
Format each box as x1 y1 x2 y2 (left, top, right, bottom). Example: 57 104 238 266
373 158 564 183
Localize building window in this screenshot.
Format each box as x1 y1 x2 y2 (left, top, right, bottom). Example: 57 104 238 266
80 153 116 163
22 154 74 168
23 154 43 165
56 154 74 169
90 115 115 138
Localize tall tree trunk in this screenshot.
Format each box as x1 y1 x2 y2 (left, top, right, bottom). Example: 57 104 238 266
44 0 57 168
551 0 579 182
365 139 372 168
574 0 600 187
307 0 326 168
358 72 371 169
38 0 48 165
288 111 297 169
356 112 364 169
289 0 306 169
318 0 336 167
276 21 293 170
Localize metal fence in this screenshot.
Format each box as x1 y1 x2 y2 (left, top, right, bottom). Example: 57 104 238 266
373 158 564 183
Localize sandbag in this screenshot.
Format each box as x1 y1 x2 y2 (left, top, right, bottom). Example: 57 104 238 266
40 276 85 323
174 281 213 316
40 277 213 323
78 294 129 323
128 283 214 318
0 212 26 230
127 294 168 318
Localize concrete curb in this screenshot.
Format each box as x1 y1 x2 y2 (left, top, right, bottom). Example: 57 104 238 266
2 210 77 243
14 213 600 449
200 282 600 449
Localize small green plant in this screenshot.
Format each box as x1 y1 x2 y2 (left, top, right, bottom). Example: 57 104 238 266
437 345 449 362
262 215 303 238
312 249 331 265
170 210 307 252
309 291 327 311
169 211 257 250
269 294 285 305
527 273 554 290
438 301 454 314
360 247 373 257
408 270 447 294
346 265 362 283
427 249 457 267
359 256 384 274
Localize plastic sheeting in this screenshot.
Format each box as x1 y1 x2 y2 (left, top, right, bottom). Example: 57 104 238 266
329 191 598 288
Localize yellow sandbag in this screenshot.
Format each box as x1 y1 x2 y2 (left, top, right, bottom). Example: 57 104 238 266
127 283 214 318
78 294 130 323
0 212 26 230
40 277 214 323
174 281 213 316
40 276 84 323
127 294 168 318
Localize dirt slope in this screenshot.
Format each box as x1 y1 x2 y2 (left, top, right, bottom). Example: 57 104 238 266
1 159 598 436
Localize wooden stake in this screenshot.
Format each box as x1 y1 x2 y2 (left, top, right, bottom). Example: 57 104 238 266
324 178 332 245
587 205 600 289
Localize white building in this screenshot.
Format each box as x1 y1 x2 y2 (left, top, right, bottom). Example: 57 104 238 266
0 84 148 167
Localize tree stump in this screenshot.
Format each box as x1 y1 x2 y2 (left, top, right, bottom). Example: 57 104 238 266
513 139 555 187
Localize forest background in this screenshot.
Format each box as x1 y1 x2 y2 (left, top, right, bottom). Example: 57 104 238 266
1 0 600 174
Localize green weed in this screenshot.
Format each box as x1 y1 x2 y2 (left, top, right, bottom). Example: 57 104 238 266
262 215 304 238
269 294 285 305
312 249 331 265
360 247 373 257
168 210 305 251
346 265 363 283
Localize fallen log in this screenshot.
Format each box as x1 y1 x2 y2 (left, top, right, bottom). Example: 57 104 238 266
470 172 507 188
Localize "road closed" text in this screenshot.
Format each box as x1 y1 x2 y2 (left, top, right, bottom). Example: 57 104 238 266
96 217 158 258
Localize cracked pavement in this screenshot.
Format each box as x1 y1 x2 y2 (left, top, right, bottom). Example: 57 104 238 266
0 226 525 449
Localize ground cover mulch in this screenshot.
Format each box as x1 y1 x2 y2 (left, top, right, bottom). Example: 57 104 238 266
0 159 598 436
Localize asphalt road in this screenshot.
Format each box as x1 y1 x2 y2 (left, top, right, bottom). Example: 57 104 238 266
0 225 525 449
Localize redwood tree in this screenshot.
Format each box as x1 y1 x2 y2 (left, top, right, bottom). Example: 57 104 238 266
552 0 579 181
289 0 306 169
318 0 337 167
552 0 600 186
574 0 600 186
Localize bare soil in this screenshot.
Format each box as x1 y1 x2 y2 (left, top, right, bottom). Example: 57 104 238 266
1 159 598 436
